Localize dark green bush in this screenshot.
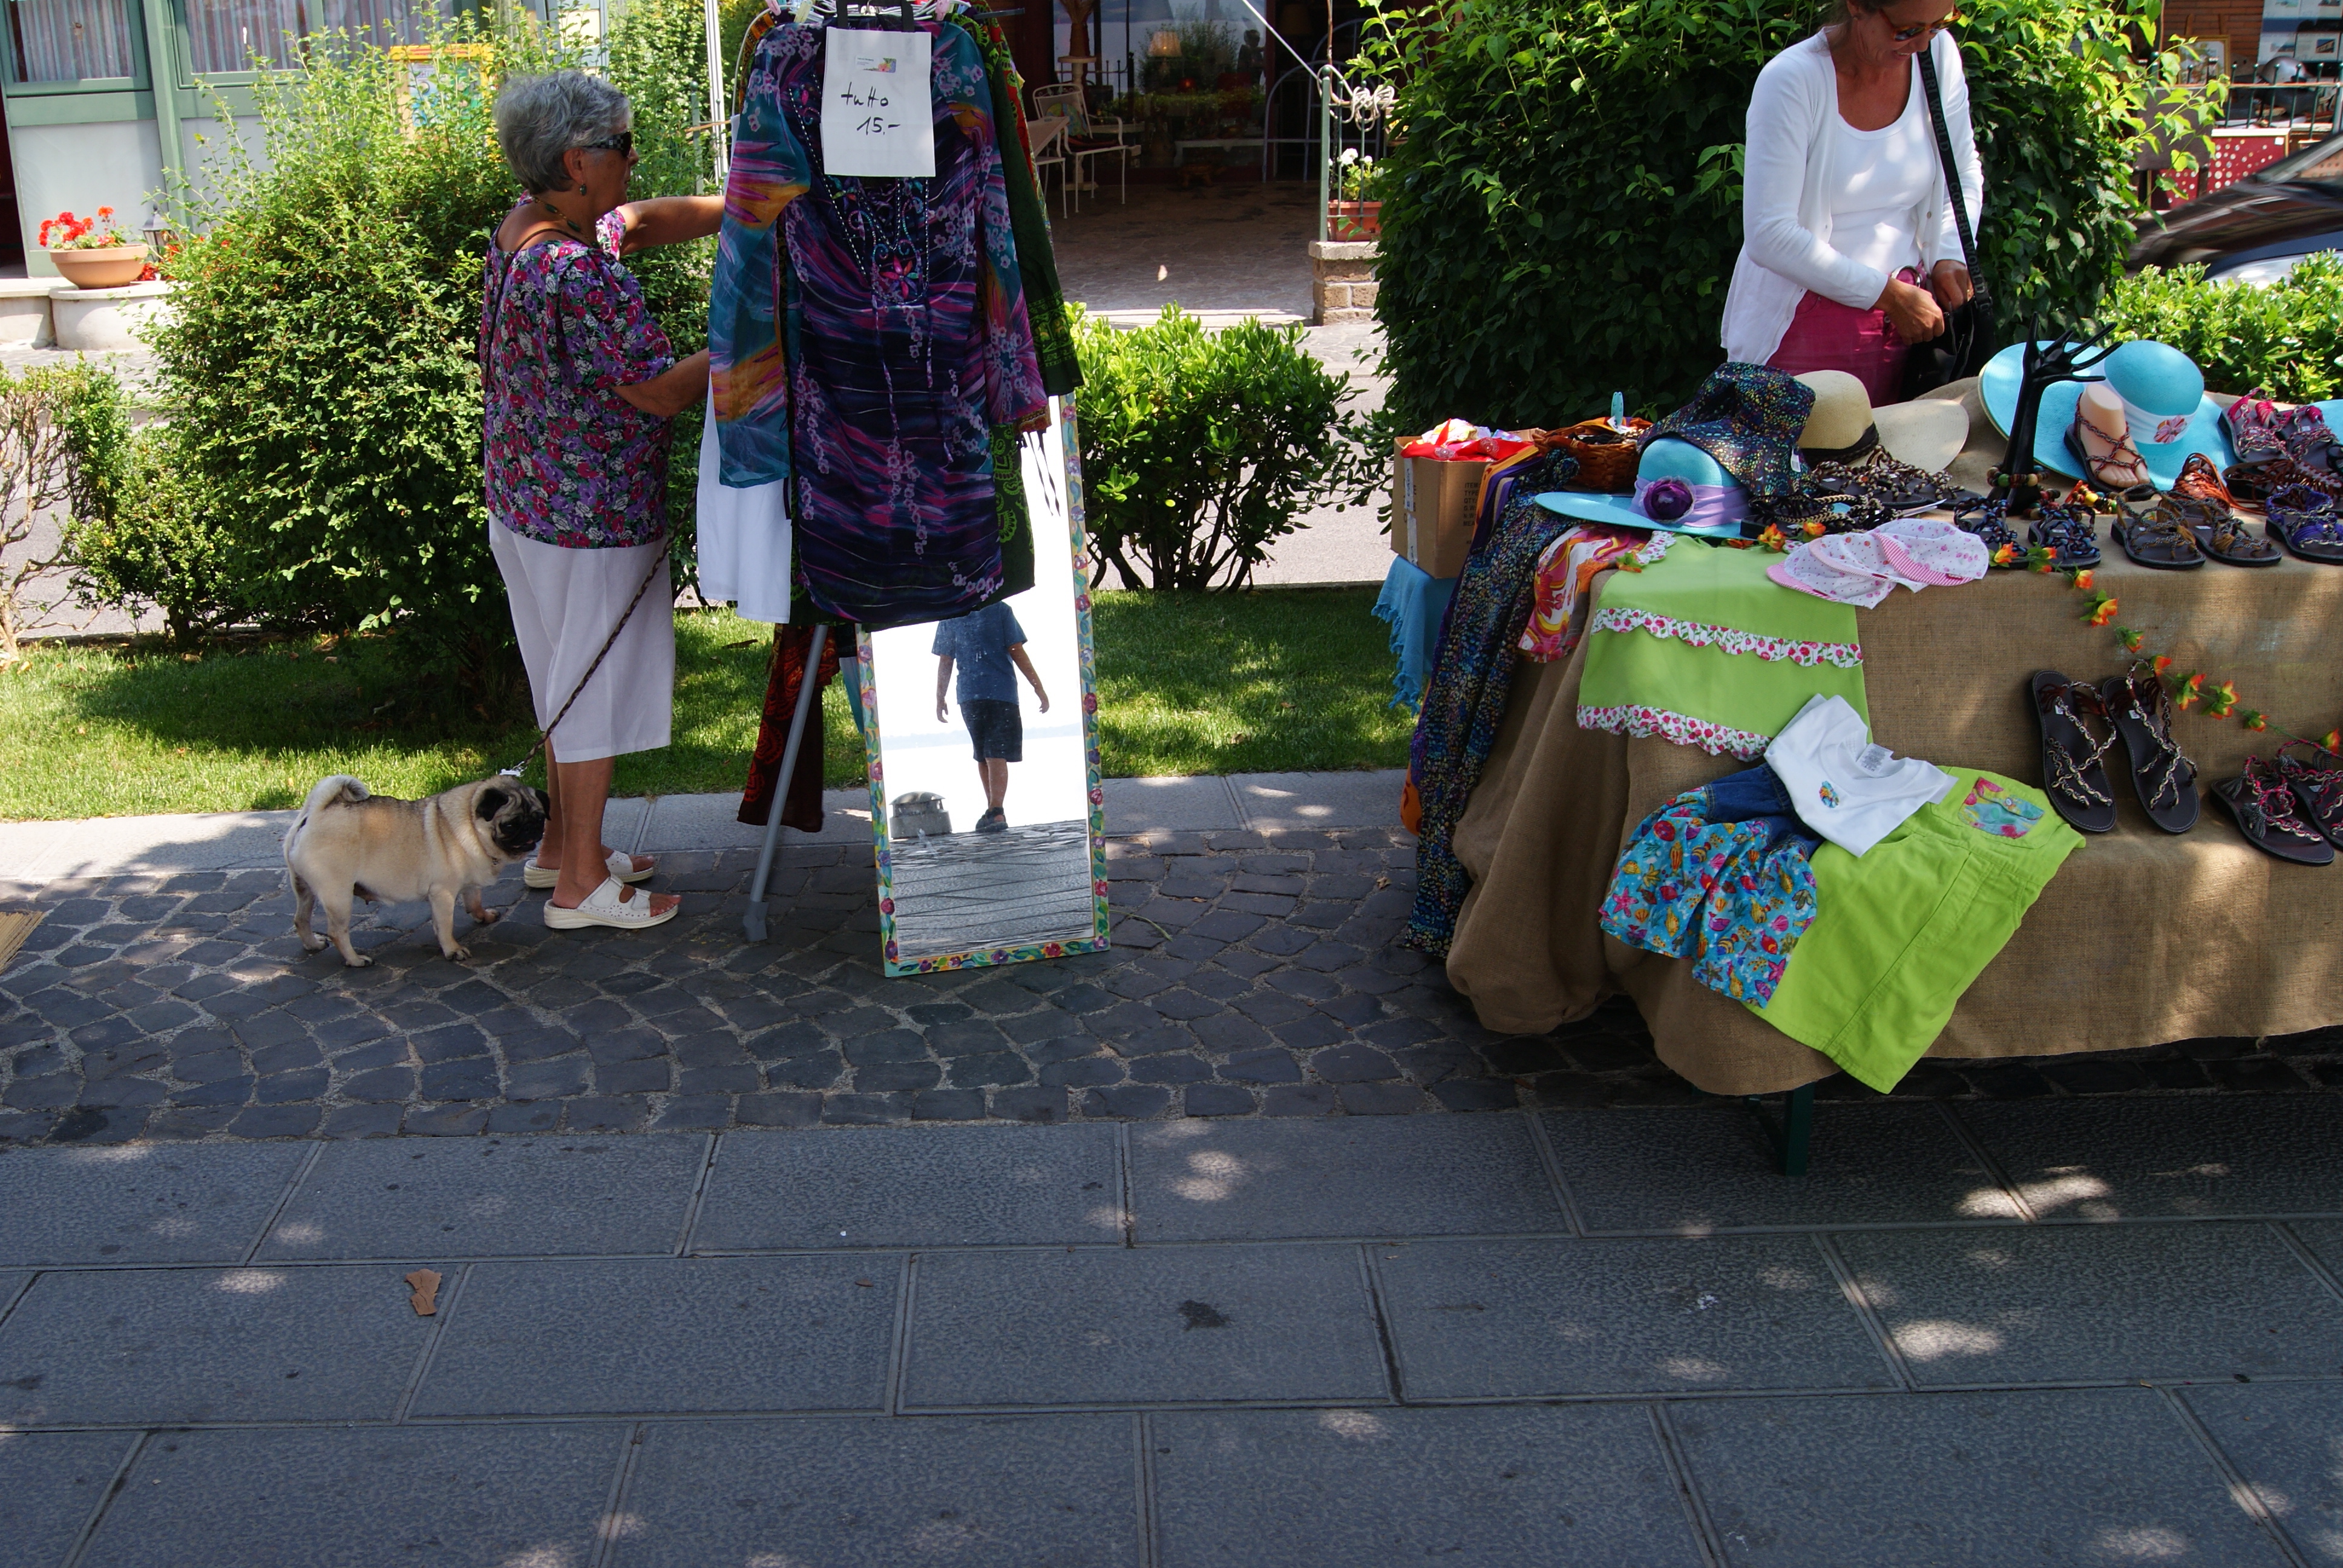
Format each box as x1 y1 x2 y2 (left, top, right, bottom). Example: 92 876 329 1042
2096 255 2343 402
1073 306 1359 591
1367 0 2203 430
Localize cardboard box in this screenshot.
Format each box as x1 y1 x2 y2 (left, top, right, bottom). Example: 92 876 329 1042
1389 439 1487 579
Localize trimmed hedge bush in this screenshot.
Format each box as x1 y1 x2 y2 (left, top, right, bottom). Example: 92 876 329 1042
1367 0 2200 430
2097 256 2343 403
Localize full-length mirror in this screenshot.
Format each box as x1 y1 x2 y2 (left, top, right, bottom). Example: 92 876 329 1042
860 400 1109 974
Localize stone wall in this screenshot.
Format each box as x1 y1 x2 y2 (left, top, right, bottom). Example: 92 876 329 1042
1309 240 1378 325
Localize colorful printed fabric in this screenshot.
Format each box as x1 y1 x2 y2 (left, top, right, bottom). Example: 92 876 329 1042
710 19 1048 626
1406 451 1577 954
1519 524 1647 661
1601 765 1823 1005
952 11 1081 397
1642 362 1814 499
480 205 677 549
738 621 842 832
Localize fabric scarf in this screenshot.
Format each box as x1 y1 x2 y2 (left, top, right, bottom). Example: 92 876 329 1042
1406 451 1577 955
1642 363 1815 498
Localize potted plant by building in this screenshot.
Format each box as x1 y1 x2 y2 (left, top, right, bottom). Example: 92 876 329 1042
40 209 148 289
1329 149 1381 240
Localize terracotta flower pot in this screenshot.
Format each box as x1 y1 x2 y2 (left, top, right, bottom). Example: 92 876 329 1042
1327 200 1380 240
49 244 148 290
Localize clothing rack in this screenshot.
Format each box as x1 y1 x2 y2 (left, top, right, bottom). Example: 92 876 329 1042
742 624 830 942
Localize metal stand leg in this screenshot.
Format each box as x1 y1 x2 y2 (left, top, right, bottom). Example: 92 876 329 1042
742 624 829 944
1743 1082 1815 1177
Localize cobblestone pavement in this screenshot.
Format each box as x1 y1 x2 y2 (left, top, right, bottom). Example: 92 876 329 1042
4 822 2341 1147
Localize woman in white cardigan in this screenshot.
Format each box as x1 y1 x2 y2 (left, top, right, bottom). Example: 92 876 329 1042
1722 0 1984 406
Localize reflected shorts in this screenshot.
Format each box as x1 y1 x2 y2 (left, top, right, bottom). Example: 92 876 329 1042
962 698 1023 762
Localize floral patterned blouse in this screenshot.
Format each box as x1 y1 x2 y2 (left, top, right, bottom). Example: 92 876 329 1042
481 204 676 549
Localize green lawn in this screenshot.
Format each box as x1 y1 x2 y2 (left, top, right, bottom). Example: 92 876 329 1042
0 590 1409 820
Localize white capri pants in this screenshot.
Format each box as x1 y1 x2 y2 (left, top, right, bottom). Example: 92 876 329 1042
490 520 674 763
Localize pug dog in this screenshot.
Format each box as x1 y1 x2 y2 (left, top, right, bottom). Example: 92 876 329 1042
284 774 548 967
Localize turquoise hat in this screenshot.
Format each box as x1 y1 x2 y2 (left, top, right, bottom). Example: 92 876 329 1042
1979 339 2233 491
1533 437 1746 538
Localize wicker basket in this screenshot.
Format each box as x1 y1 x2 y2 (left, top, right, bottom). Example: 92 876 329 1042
1541 417 1651 494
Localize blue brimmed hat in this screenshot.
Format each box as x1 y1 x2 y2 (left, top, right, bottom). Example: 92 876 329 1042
1981 339 2234 491
1533 437 1747 538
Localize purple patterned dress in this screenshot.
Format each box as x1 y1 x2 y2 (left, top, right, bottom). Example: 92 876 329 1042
709 20 1047 626
481 206 677 549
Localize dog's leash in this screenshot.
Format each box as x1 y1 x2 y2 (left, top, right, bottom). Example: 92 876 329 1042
499 546 670 780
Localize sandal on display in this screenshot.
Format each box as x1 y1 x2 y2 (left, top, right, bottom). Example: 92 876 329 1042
2223 391 2288 466
1953 497 2024 568
2267 485 2343 564
2030 670 2120 834
2099 668 2201 833
2191 503 2284 567
2277 743 2343 848
2212 756 2336 866
2171 452 2237 509
523 849 655 890
2028 494 2101 570
1810 456 1973 514
2113 491 2207 569
541 876 681 930
2279 403 2343 471
2068 403 2153 492
2226 454 2342 505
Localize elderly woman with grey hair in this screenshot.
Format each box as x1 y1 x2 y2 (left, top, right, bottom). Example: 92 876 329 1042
483 71 717 933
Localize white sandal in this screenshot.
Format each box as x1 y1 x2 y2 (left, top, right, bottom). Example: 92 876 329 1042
524 849 654 890
542 876 678 931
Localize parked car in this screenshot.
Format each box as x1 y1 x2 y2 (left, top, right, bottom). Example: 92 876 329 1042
2129 129 2343 284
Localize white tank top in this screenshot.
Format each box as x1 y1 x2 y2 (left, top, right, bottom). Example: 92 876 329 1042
1829 65 1935 279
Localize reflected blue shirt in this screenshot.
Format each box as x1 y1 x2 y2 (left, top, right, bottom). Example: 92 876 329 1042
932 603 1027 705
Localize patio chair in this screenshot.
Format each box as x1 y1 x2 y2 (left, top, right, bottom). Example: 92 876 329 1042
1024 112 1072 218
1031 81 1133 209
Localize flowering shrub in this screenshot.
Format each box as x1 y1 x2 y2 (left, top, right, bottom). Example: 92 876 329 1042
37 208 131 250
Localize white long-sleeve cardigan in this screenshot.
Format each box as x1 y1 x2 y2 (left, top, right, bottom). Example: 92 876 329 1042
1721 28 1986 368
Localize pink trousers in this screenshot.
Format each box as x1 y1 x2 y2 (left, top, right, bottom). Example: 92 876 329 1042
1766 268 1921 408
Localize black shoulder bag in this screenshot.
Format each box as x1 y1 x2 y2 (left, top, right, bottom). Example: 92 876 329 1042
1902 45 1994 397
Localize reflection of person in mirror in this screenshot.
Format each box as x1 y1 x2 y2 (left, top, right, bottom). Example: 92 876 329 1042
933 602 1050 834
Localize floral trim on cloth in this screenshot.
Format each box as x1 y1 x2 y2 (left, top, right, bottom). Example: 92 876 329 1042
1576 703 1774 760
1587 607 1862 668
1633 532 1677 566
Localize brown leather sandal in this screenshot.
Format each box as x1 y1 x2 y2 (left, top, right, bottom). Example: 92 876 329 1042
2030 671 2120 834
2112 491 2206 570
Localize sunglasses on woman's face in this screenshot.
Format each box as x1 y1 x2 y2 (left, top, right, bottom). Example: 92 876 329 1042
583 132 635 155
1887 8 1956 42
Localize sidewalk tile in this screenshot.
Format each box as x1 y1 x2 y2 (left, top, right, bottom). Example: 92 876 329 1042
1228 771 1404 833
1128 1116 1564 1243
0 1143 310 1267
902 1244 1386 1408
0 1266 434 1424
1542 1106 2023 1234
1672 1389 2281 1567
25 811 292 880
0 1430 136 1568
409 1256 895 1416
1377 1236 1892 1399
0 820 65 883
79 1425 619 1568
618 1416 1135 1567
257 1134 708 1260
2178 1383 2343 1565
1105 777 1241 835
1954 1098 2343 1220
1834 1222 2343 1386
639 789 874 852
1153 1405 1703 1568
692 1124 1122 1251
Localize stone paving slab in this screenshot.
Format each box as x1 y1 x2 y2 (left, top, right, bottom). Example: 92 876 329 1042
410 1256 898 1416
901 1244 1388 1408
257 1134 709 1260
1150 1404 1706 1568
616 1416 1137 1567
1375 1236 1895 1400
2177 1382 2343 1566
1956 1097 2343 1221
1543 1105 2025 1235
690 1122 1123 1252
0 1142 310 1267
82 1424 621 1568
0 1429 136 1568
1672 1388 2289 1567
1834 1222 2343 1387
1127 1116 1565 1242
0 1264 434 1425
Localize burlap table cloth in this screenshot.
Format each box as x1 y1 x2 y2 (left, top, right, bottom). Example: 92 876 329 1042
1446 445 2343 1096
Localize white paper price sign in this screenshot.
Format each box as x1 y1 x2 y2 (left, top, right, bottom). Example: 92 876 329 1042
821 26 934 178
